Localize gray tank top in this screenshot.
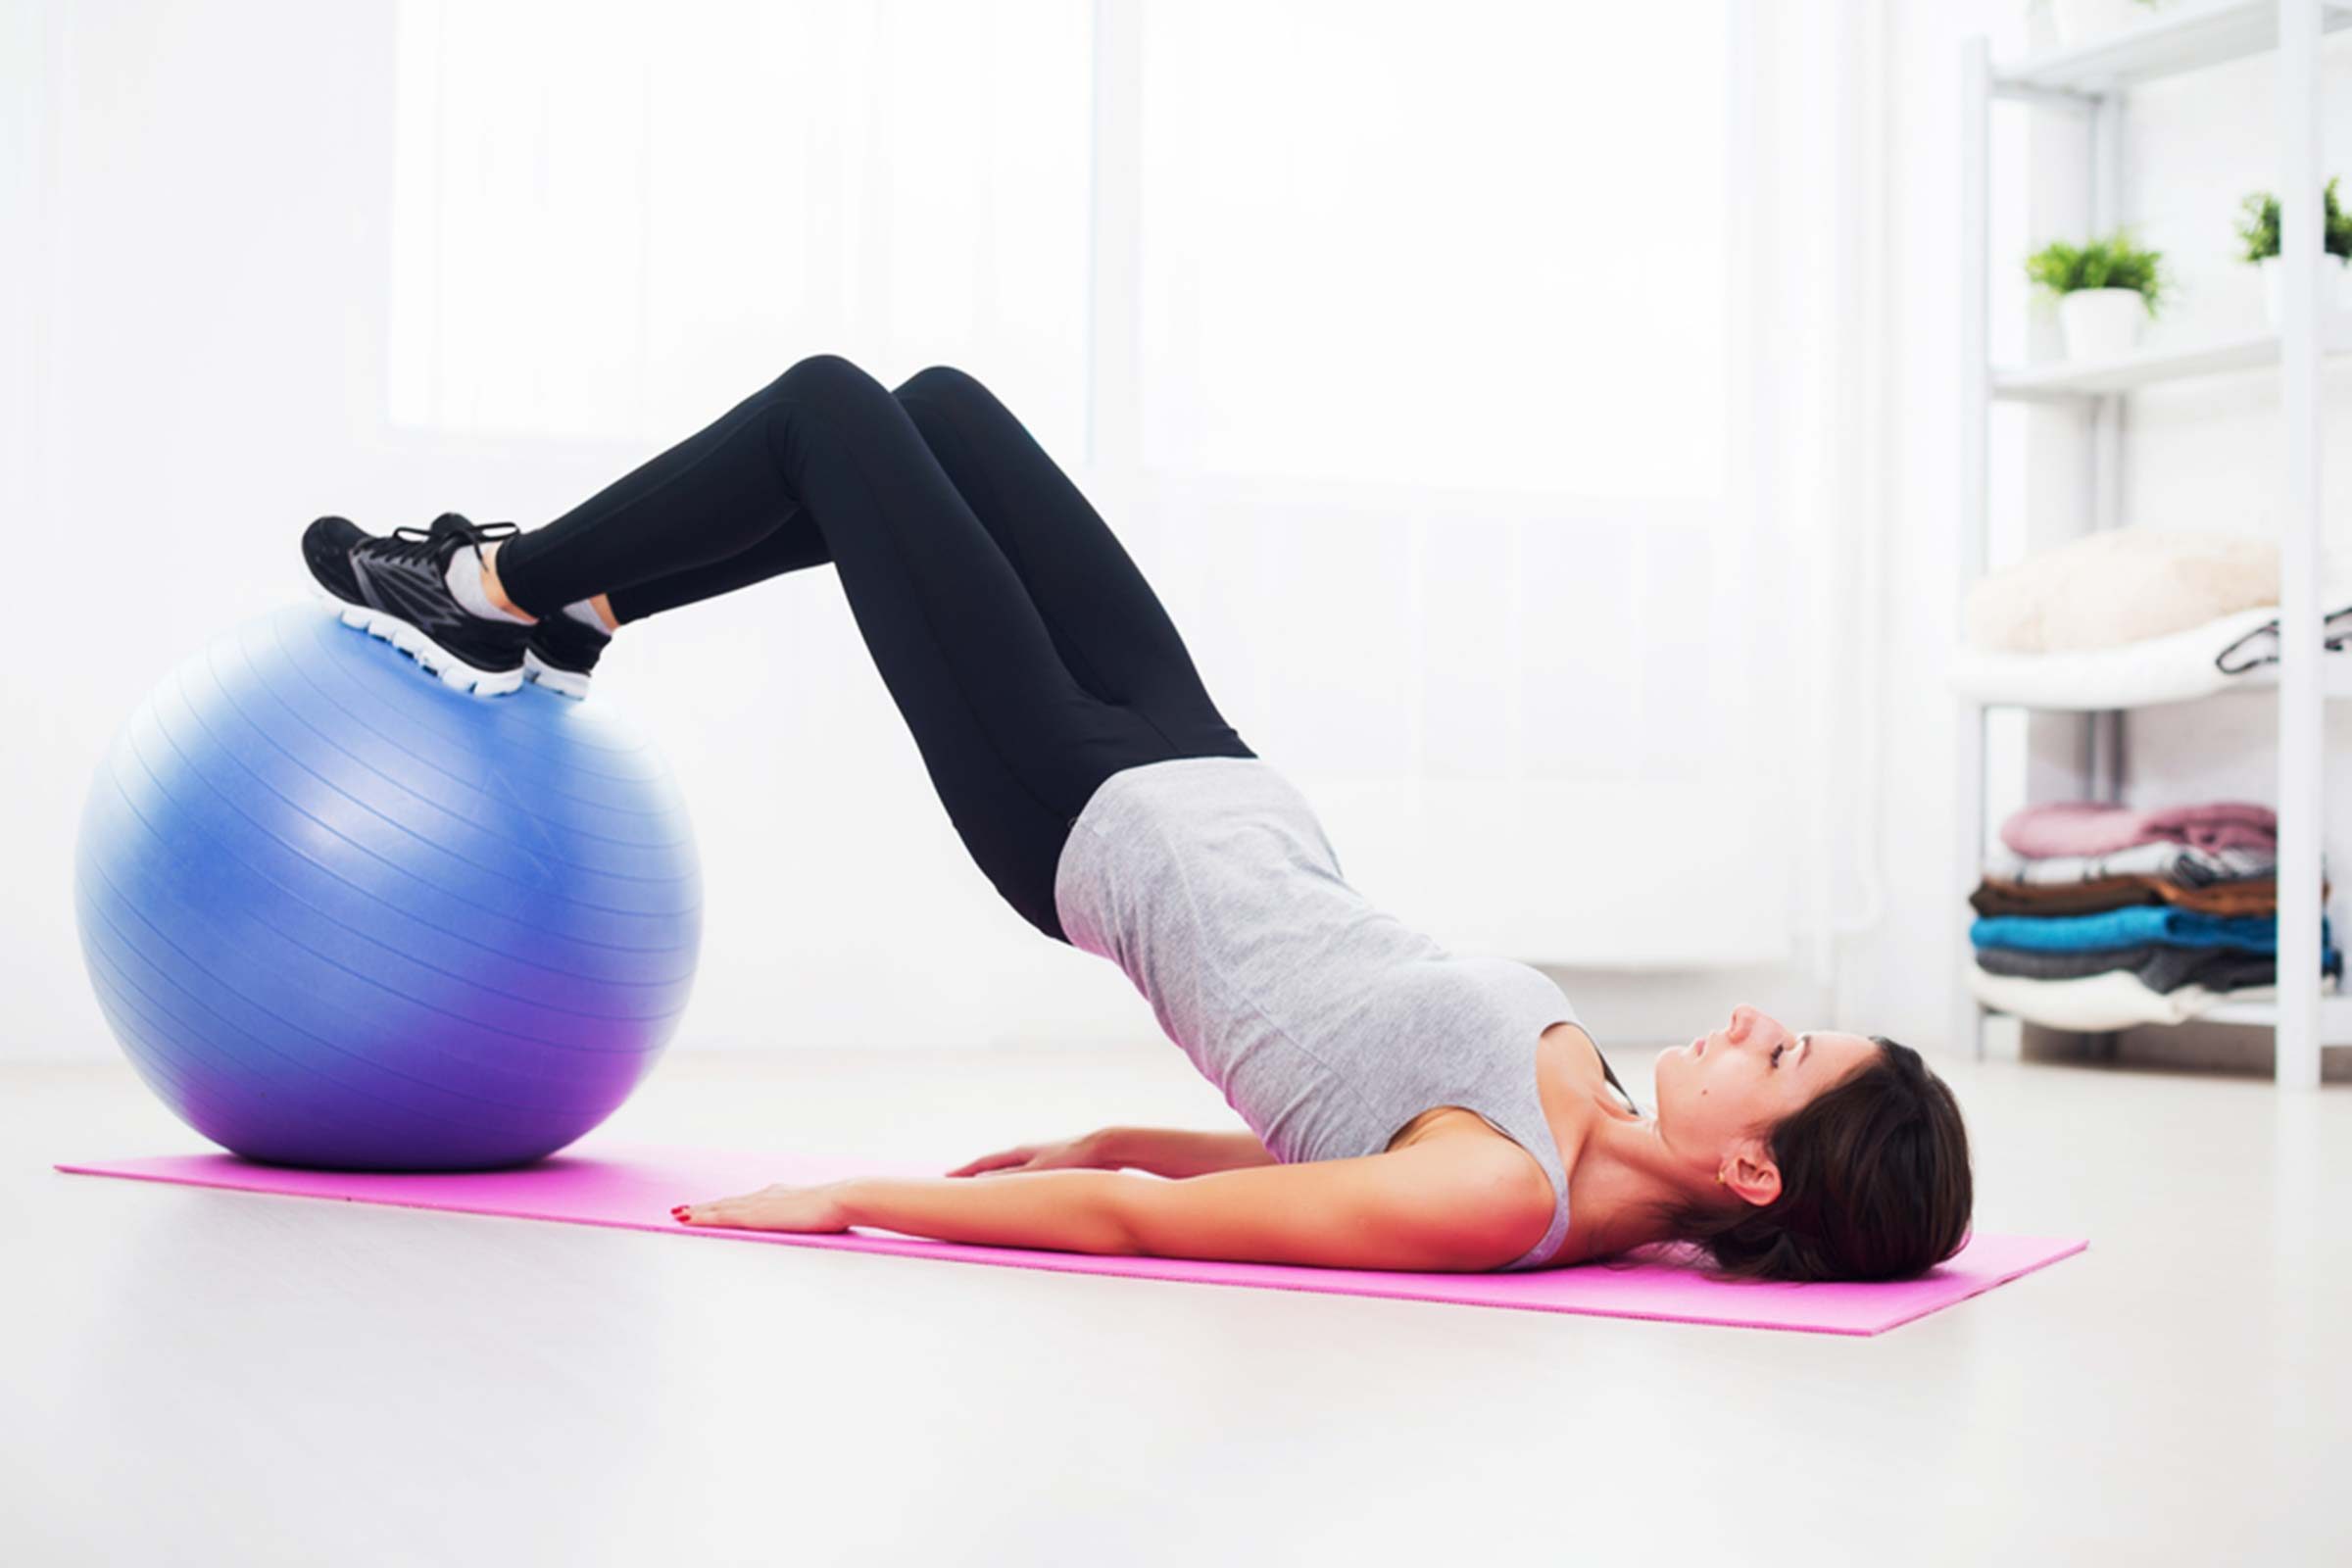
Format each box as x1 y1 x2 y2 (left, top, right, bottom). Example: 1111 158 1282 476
1054 756 1621 1271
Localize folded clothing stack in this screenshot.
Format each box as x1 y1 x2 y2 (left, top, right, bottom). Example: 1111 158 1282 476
1967 800 2340 1030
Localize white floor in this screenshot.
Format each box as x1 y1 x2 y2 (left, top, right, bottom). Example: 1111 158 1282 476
6 1042 2347 1566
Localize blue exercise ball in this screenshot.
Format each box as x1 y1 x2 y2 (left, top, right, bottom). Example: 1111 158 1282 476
74 604 702 1170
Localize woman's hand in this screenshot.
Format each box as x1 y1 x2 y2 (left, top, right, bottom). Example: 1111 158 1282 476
944 1128 1119 1178
672 1181 855 1233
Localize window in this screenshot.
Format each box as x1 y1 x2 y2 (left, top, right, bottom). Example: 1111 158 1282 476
1133 1 1730 499
389 0 1095 453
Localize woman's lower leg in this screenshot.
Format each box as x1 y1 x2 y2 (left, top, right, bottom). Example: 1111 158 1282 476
493 362 1218 704
487 359 1248 761
490 374 817 618
480 352 1232 938
491 352 1121 792
601 512 829 625
476 544 613 631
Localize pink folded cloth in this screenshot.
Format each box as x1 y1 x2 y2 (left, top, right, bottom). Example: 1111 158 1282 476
2000 800 2278 859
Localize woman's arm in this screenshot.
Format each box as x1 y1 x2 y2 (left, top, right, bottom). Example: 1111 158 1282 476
678 1139 1551 1272
1095 1125 1277 1178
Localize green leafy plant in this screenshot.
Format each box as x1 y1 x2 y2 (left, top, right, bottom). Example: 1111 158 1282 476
2232 177 2352 264
2023 229 2169 316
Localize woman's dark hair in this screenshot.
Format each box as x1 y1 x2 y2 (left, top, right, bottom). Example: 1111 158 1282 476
1639 1035 1973 1284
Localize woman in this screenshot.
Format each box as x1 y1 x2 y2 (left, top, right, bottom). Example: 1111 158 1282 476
304 354 1973 1280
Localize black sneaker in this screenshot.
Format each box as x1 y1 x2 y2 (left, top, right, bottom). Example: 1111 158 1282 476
303 511 530 696
523 610 612 700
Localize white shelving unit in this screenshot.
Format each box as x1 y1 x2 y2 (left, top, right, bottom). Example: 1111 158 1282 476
1956 0 2346 1088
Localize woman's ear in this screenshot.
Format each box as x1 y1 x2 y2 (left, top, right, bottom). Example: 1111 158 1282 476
1722 1142 1782 1207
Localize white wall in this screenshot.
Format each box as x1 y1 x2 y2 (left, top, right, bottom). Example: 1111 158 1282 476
0 2 1143 1062
42 0 2304 1080
1843 2 2352 1070
6 1 1869 1068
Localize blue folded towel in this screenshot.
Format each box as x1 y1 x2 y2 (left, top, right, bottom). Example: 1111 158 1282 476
1970 906 2336 956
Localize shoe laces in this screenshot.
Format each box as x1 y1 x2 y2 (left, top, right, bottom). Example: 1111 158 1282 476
384 514 521 566
375 525 446 569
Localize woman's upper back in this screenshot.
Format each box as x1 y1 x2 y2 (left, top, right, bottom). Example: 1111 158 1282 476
1054 757 1594 1270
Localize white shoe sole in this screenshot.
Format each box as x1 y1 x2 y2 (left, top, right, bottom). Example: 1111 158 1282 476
523 650 591 701
314 589 524 697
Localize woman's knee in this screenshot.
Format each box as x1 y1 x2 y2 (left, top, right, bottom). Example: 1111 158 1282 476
772 352 889 404
898 364 993 414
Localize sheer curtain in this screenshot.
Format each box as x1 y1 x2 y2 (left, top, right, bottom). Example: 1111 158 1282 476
388 0 1098 455
1107 2 1885 972
387 0 1883 985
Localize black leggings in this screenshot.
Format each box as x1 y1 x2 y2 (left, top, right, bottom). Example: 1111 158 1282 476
494 355 1255 943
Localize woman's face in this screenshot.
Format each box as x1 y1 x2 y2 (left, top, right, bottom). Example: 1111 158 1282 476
1654 1004 1882 1189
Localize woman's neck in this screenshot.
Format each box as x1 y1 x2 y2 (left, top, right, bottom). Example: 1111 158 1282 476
1560 1113 1723 1263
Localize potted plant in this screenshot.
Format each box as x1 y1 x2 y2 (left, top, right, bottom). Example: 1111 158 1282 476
2043 0 2164 49
2024 230 2169 363
2233 177 2352 325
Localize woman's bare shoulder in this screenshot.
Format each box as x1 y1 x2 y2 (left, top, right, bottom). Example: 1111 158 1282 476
1544 1020 1642 1122
1384 1110 1565 1246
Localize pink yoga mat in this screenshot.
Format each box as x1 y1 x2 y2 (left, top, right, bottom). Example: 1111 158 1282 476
56 1142 2084 1335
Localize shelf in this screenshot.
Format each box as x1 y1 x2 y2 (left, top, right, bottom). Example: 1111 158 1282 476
1959 9 2336 1087
2199 655 2352 702
1950 617 2352 710
1990 321 2352 402
1955 654 2352 709
1978 994 2352 1043
2199 994 2352 1040
1992 0 2352 97
1976 992 2342 1044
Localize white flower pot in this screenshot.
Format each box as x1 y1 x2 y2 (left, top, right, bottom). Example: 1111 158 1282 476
2056 288 2147 362
2257 253 2352 326
2048 0 2157 47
